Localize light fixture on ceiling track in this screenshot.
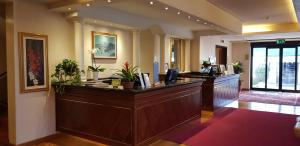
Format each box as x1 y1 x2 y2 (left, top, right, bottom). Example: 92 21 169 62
107 0 112 3
68 7 72 10
188 16 191 19
177 11 181 15
86 3 91 7
150 1 154 5
165 7 169 10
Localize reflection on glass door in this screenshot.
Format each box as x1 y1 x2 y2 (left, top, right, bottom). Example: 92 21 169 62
297 47 300 90
252 48 266 88
267 48 280 89
282 48 296 90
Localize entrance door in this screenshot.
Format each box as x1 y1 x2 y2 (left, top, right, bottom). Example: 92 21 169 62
251 42 300 92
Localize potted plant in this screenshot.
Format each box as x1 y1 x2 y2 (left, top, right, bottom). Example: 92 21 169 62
202 60 211 68
88 65 106 81
232 61 243 74
115 61 138 89
51 59 83 95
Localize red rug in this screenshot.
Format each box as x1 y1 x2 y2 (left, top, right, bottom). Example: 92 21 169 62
165 108 300 146
239 91 300 106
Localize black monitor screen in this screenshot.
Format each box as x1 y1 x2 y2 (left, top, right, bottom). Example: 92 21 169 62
165 69 179 84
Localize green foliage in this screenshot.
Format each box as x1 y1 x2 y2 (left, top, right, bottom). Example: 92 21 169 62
88 65 106 72
115 62 138 82
233 61 243 74
51 59 83 95
202 60 211 68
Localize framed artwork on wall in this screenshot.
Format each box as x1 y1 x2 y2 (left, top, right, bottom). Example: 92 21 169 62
92 31 117 59
18 32 49 93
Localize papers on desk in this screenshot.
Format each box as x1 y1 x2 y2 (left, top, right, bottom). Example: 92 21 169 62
84 81 109 88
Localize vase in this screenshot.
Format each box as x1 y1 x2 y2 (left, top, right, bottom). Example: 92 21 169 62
93 71 99 81
122 81 134 89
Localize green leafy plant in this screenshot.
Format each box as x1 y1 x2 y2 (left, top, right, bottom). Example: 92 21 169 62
115 61 138 82
51 59 83 95
232 61 243 74
88 65 106 72
202 60 211 68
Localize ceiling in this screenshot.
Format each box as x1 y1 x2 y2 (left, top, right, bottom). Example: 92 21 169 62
107 0 208 31
207 0 297 25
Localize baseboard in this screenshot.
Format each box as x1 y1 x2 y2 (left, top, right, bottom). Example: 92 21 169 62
16 133 61 146
241 88 250 91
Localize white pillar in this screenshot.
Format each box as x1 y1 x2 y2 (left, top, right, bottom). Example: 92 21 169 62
74 19 84 70
132 30 141 67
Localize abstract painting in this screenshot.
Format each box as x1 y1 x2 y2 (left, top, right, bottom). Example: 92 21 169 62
19 32 49 93
92 31 117 59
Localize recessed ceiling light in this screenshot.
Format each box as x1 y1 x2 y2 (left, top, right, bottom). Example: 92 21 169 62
165 7 169 10
188 16 191 19
150 1 154 5
177 11 181 15
68 7 72 10
86 3 91 7
107 0 112 3
204 22 208 25
196 19 200 22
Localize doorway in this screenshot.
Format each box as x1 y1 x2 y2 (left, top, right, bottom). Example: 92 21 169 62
0 2 8 145
216 45 227 65
251 41 300 92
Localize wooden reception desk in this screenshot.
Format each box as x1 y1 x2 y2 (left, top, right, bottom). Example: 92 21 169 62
55 78 203 146
189 74 240 111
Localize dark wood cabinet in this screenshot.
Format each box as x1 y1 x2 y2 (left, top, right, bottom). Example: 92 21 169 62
56 79 203 146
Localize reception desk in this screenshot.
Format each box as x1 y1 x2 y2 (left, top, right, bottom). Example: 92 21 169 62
55 78 203 146
190 74 240 111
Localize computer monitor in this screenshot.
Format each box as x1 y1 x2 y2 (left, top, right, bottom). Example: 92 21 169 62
164 69 179 84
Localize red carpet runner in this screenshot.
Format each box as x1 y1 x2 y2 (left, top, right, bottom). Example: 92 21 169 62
166 108 300 146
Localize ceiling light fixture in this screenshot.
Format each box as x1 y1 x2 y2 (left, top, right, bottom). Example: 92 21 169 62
188 16 191 19
165 7 169 10
68 7 72 10
150 1 154 5
177 11 181 15
107 0 112 3
196 19 200 22
204 22 208 25
86 3 91 7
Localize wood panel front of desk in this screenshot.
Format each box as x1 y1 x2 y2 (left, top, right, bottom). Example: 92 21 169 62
56 81 202 146
202 75 240 111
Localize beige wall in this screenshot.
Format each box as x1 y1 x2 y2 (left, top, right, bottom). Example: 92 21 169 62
12 0 74 144
83 23 133 78
232 42 251 89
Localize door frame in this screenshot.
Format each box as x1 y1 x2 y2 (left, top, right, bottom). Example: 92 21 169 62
250 41 300 92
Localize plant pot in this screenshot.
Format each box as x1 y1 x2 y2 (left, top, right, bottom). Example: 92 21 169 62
122 81 134 89
93 71 99 81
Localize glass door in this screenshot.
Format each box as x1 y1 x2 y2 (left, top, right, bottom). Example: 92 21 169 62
297 47 300 90
251 42 300 92
267 48 280 89
282 48 296 90
252 47 266 89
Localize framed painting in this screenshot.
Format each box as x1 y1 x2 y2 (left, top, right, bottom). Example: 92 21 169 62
19 32 49 93
92 31 117 59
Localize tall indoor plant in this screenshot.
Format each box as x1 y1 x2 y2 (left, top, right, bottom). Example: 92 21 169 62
51 59 83 95
115 61 138 89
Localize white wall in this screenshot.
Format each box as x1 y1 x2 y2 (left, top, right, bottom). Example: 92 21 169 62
13 0 74 144
83 23 133 78
200 36 232 68
232 42 251 89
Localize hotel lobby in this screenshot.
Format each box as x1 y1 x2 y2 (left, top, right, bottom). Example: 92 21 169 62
0 0 300 146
